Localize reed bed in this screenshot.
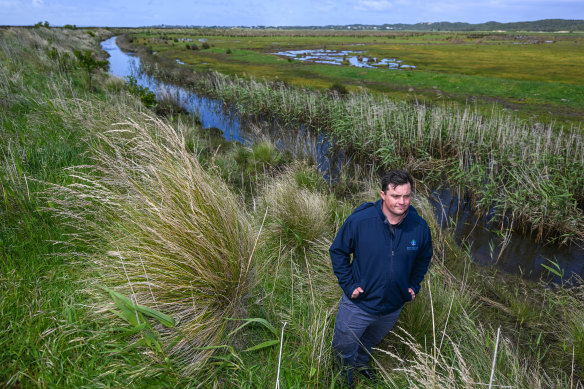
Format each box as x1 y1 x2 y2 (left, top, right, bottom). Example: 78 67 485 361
130 42 584 244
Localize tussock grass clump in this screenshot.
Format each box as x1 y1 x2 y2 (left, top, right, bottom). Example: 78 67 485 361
49 113 257 371
232 140 289 176
260 162 332 257
251 186 339 387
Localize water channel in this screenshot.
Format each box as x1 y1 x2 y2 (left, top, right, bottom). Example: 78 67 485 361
101 36 584 284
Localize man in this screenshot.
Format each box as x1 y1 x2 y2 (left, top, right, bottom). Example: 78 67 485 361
330 170 433 387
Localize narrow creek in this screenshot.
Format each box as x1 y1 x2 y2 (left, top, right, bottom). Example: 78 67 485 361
101 36 584 284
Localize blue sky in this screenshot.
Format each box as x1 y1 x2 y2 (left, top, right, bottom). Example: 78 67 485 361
1 0 583 27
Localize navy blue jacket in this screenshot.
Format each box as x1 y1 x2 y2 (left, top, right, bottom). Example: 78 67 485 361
330 200 432 315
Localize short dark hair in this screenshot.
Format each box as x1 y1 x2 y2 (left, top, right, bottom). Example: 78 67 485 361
381 170 413 192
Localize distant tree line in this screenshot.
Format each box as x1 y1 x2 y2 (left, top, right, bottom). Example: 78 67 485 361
373 19 584 32
146 19 584 32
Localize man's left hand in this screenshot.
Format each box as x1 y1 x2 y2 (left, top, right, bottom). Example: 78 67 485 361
408 288 416 301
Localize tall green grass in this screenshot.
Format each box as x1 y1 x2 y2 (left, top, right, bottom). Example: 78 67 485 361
48 110 258 372
0 26 188 387
259 162 332 256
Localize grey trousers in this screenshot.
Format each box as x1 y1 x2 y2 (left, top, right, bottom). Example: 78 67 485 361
332 293 403 384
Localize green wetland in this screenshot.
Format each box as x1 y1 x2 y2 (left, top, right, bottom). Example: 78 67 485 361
1 26 584 388
121 28 584 125
103 36 584 282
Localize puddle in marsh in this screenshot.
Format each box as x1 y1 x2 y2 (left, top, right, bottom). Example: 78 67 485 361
102 36 583 284
272 49 416 69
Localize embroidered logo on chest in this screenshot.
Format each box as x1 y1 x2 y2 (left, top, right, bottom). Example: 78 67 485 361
406 239 419 251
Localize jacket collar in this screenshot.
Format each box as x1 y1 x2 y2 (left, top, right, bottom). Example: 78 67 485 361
375 199 415 226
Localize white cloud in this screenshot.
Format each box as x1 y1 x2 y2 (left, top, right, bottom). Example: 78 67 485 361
355 0 394 11
32 0 44 7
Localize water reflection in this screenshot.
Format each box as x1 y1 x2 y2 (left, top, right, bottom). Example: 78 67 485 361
102 37 246 142
431 187 584 283
272 49 416 69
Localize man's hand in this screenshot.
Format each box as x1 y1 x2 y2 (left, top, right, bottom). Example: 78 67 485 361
351 287 364 299
408 288 416 301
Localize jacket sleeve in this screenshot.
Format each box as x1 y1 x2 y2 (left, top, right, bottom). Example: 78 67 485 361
329 218 360 298
408 223 433 295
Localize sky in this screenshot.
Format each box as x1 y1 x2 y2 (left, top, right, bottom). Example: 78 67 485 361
1 0 583 27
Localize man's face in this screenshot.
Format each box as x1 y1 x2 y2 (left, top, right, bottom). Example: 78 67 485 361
380 182 411 220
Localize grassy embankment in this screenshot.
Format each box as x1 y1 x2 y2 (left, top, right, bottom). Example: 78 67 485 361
1 26 583 388
120 28 584 125
0 27 185 387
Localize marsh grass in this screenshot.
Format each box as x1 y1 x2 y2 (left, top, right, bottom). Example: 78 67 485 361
373 256 584 389
122 28 584 124
251 212 339 388
131 44 584 244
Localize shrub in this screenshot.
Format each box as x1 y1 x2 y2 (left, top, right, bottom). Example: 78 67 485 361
125 75 156 107
191 44 199 50
202 42 210 50
73 49 108 90
329 82 348 96
226 48 232 54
